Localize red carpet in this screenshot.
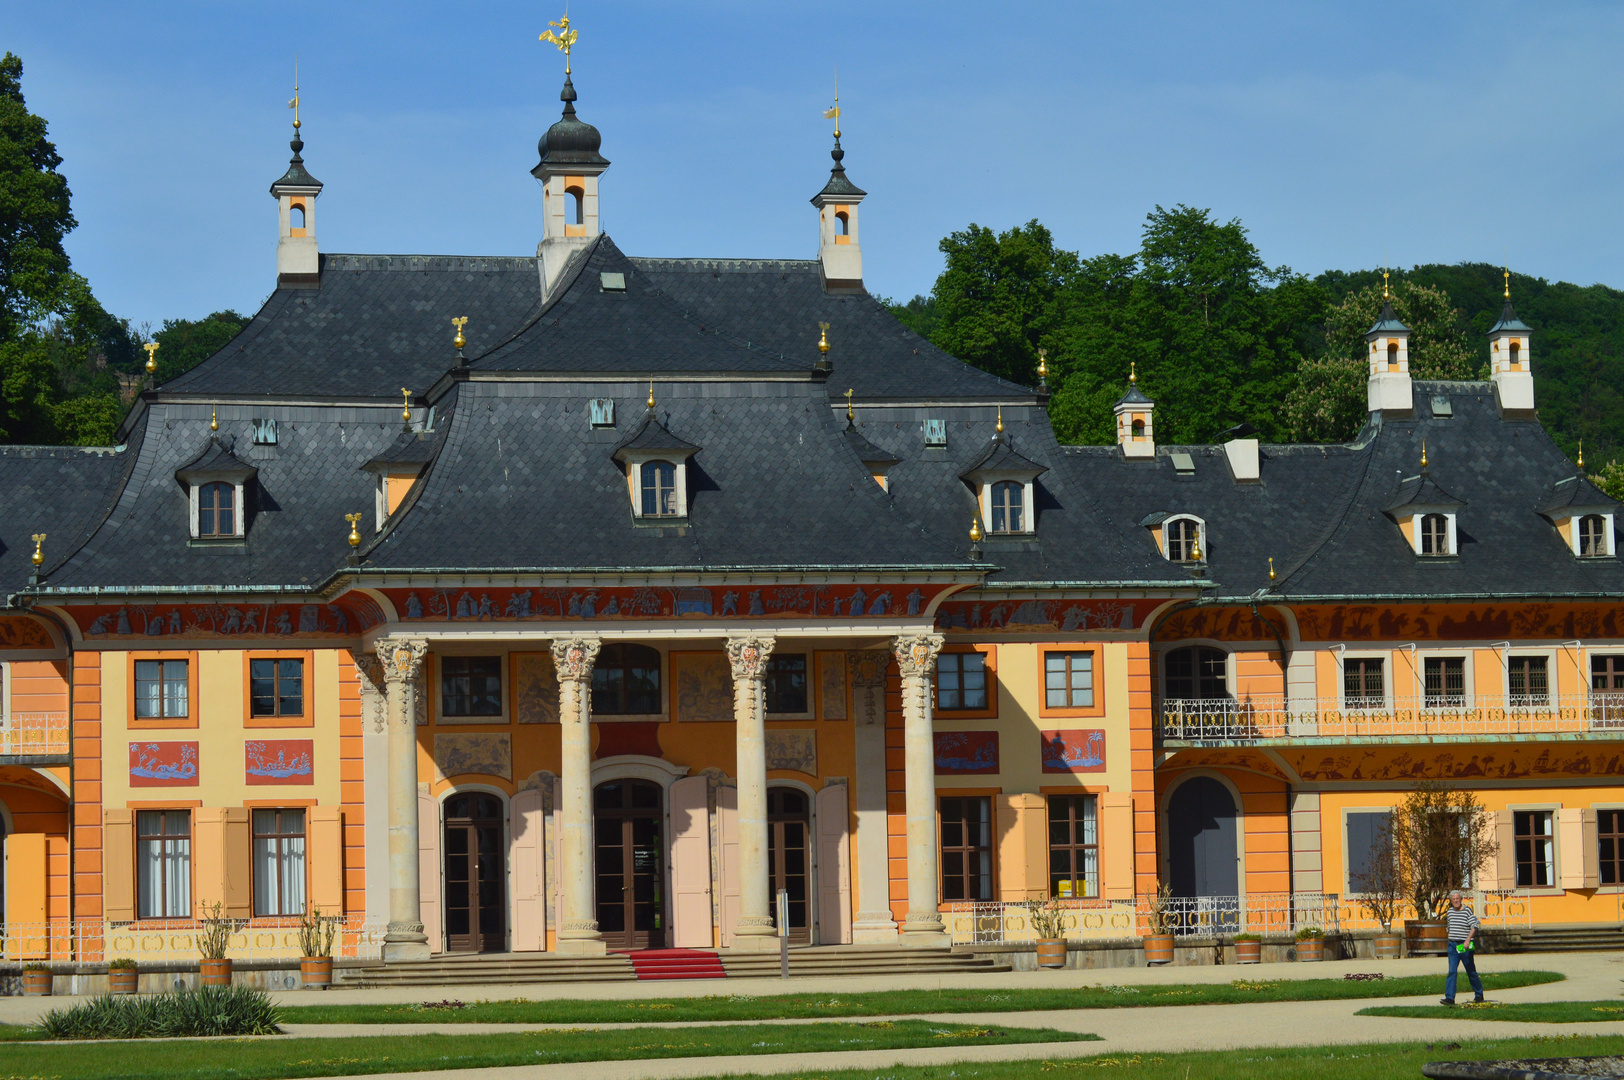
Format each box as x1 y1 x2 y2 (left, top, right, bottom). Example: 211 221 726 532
619 948 727 980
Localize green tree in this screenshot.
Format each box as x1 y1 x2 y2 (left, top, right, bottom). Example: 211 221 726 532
149 310 250 384
0 52 75 338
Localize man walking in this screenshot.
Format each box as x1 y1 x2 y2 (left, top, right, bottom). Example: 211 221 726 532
1440 889 1484 1005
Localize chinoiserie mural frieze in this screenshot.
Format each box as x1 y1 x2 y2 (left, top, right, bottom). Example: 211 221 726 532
0 616 53 649
934 598 1158 633
71 596 384 639
382 583 952 622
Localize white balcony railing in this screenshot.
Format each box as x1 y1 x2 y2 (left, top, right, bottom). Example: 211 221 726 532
0 915 386 964
1157 694 1624 743
0 713 68 757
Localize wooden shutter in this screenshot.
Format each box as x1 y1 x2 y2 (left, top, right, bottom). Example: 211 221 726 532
418 790 442 953
816 783 852 944
994 793 1047 901
103 809 136 923
509 787 546 952
309 807 344 914
1099 793 1135 900
1583 808 1601 890
4 832 49 953
669 775 713 948
1495 809 1517 891
222 807 252 919
717 784 739 948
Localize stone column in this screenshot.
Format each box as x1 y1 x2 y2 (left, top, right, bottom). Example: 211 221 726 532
376 636 429 962
848 650 899 943
894 633 948 947
550 636 606 955
350 649 392 934
726 635 780 951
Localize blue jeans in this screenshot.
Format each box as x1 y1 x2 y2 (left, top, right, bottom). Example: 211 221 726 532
1445 942 1483 1002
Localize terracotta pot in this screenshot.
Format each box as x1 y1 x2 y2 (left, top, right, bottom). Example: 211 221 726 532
21 970 52 997
1234 939 1262 964
1374 931 1404 960
300 956 333 988
1295 937 1324 962
1405 919 1449 957
200 958 233 987
1143 933 1175 965
109 968 139 995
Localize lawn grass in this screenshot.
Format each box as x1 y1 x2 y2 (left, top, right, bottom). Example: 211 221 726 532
1359 1000 1624 1023
279 970 1563 1026
681 1035 1624 1080
0 1019 1088 1078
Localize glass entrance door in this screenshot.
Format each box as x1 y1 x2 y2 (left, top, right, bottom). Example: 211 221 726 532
768 787 811 945
443 792 506 952
594 779 665 950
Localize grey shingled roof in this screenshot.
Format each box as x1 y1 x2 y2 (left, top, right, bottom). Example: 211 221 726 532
959 432 1047 481
611 410 701 458
1538 474 1618 516
161 254 542 399
0 444 131 595
1368 300 1409 335
1383 471 1465 513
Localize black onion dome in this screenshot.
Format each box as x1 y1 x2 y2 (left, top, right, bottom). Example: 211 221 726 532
270 130 322 193
532 75 609 176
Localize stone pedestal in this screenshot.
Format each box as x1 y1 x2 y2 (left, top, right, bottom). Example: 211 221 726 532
377 637 431 962
551 636 607 955
895 633 950 948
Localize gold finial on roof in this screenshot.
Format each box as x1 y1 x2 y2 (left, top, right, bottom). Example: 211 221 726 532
540 12 579 75
1190 531 1203 563
647 379 656 410
452 316 467 351
1578 439 1585 470
143 341 159 374
210 409 218 432
1037 347 1048 381
969 517 983 543
996 405 1004 434
818 321 830 355
822 68 840 138
1504 267 1511 300
288 61 301 129
1268 556 1276 581
1383 268 1390 300
401 388 412 425
1129 361 1137 385
844 388 854 423
345 512 362 548
1420 438 1428 469
30 533 45 568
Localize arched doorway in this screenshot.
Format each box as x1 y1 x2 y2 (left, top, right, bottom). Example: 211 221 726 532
1166 776 1239 933
443 792 506 953
595 779 666 950
768 787 811 945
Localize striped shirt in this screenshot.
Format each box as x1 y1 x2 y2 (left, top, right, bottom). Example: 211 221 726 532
1446 905 1480 942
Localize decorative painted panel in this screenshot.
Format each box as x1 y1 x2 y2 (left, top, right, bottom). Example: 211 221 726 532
933 731 999 775
383 584 954 622
75 597 383 639
245 739 314 785
1040 729 1106 774
765 729 817 774
432 733 512 781
129 741 198 787
672 651 732 723
513 651 560 724
817 651 848 719
0 617 52 648
934 598 1158 633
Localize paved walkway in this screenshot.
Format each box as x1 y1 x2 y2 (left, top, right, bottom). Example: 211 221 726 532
5 950 1622 1079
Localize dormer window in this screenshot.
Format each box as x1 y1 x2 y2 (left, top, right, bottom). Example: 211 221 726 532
1383 470 1464 558
1581 514 1610 557
1419 513 1450 556
960 426 1045 538
639 460 680 517
989 481 1024 533
613 405 699 522
198 482 235 538
1537 475 1618 559
1165 516 1204 562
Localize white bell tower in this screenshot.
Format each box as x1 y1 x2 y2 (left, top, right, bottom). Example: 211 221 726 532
269 89 321 288
1366 273 1413 414
1489 270 1535 413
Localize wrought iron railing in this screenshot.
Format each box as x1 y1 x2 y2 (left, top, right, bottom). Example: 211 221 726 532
1157 694 1624 743
0 914 386 964
0 713 69 757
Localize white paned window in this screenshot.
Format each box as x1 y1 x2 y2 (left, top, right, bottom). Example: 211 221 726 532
253 808 307 916
136 810 191 919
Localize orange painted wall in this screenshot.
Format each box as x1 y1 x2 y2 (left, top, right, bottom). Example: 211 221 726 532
1125 642 1158 898
1156 765 1291 896
336 654 366 916
70 652 102 926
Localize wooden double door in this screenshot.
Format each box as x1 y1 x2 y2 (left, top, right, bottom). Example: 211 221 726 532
595 780 666 950
444 792 506 952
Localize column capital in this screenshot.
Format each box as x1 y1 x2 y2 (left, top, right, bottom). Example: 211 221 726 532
725 635 776 680
375 636 428 686
892 633 945 678
549 635 602 683
350 648 385 692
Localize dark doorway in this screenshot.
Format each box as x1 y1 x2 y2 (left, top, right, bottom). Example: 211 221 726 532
443 792 506 952
595 779 666 950
1166 776 1239 934
768 787 811 945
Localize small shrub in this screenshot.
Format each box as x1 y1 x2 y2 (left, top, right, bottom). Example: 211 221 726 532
37 985 282 1040
23 961 51 972
108 958 137 971
1232 933 1261 942
298 907 336 959
1296 927 1325 941
197 900 233 961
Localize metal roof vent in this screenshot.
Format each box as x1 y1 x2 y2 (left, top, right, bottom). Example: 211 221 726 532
923 418 947 448
1169 452 1195 475
1430 394 1453 417
599 271 626 292
588 399 615 428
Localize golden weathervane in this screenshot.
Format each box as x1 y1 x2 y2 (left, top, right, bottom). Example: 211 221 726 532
31 534 45 568
345 513 363 548
143 341 159 374
401 388 412 425
822 68 840 137
540 13 579 74
288 62 301 129
452 316 468 351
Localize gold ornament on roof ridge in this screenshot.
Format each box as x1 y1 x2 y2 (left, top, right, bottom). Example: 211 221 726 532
1420 438 1428 469
844 388 854 423
400 388 412 425
1190 531 1203 562
647 379 656 410
818 322 830 355
1037 348 1048 381
540 13 579 75
1383 267 1390 300
345 512 362 548
143 341 159 374
210 409 218 433
1504 267 1511 300
30 533 45 567
968 517 983 543
1268 556 1276 581
452 316 468 350
996 405 1004 435
1578 440 1585 470
1129 361 1137 385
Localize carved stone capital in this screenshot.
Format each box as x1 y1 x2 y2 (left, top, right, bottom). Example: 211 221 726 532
375 637 428 686
734 914 778 931
892 633 945 679
549 636 601 683
725 635 776 681
350 649 385 693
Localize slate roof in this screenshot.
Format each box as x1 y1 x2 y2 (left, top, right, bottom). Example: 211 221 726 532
812 138 866 200
611 410 700 458
364 428 440 471
0 444 131 595
843 421 898 468
959 432 1047 481
362 379 971 572
175 436 256 480
270 133 322 192
1538 475 1618 517
1368 300 1409 335
630 257 1033 402
160 254 542 400
1383 471 1464 513
1489 298 1531 334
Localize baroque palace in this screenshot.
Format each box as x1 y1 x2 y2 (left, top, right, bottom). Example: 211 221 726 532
1 41 1621 973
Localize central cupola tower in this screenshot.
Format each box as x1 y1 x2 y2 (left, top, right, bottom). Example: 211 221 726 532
533 15 609 301
811 103 866 294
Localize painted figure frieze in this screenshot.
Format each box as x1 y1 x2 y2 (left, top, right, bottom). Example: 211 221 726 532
934 598 1157 633
383 583 951 622
73 596 383 639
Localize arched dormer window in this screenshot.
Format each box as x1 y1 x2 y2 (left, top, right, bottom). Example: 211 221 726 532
990 480 1024 534
592 643 661 715
1509 340 1521 368
1131 419 1145 438
198 482 234 538
1419 513 1450 555
1387 341 1399 370
640 460 679 517
1580 514 1609 557
1163 516 1204 562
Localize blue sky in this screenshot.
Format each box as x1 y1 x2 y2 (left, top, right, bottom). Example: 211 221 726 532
7 1 1624 330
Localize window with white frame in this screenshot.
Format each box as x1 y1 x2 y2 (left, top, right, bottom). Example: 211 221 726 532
1509 655 1550 707
252 808 306 916
135 659 189 719
621 456 688 519
1343 656 1385 708
1417 512 1453 555
989 480 1025 533
1164 516 1204 562
1578 514 1614 557
136 809 191 919
1345 810 1393 894
1423 656 1466 709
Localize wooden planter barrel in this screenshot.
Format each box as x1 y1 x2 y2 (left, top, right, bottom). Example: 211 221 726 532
1405 920 1448 956
1374 932 1404 960
109 968 139 994
200 958 233 987
1143 933 1175 965
300 956 334 988
1234 939 1262 964
21 970 52 997
1295 937 1324 962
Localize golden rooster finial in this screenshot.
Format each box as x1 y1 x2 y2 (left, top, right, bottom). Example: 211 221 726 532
540 12 579 75
345 512 362 548
452 316 467 351
143 341 159 374
30 533 45 567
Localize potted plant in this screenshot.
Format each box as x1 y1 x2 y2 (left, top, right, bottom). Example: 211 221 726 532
1232 932 1262 964
1392 782 1498 957
198 901 235 986
298 907 337 989
21 962 52 997
1351 818 1406 959
1295 926 1325 962
108 957 139 995
1142 880 1176 965
1023 896 1070 969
